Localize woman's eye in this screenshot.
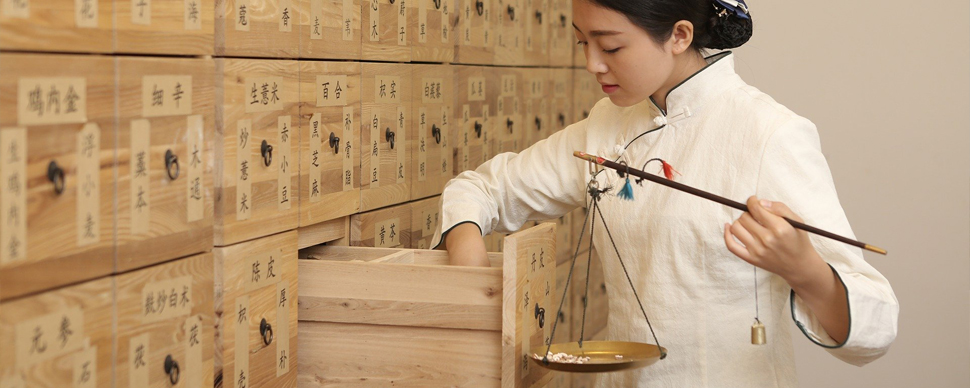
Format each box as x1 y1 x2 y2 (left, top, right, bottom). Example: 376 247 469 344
603 47 621 54
576 40 588 46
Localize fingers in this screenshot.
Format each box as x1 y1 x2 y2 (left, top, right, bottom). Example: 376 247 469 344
724 223 754 264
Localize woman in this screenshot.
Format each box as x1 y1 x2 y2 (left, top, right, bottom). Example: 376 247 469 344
431 0 899 386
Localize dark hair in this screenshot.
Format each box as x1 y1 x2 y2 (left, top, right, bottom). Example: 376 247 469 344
587 0 753 50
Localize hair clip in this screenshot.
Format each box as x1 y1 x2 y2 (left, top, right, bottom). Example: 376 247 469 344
714 0 751 20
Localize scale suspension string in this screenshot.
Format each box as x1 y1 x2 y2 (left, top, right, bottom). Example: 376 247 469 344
593 197 667 359
573 151 888 255
543 193 595 365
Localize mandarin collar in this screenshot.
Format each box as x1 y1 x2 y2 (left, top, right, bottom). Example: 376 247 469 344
651 51 741 120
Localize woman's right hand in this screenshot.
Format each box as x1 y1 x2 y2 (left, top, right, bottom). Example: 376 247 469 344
443 223 491 267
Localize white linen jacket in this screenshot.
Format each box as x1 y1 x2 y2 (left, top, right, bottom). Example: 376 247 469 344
430 52 898 387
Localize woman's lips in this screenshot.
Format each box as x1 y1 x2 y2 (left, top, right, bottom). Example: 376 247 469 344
601 84 619 94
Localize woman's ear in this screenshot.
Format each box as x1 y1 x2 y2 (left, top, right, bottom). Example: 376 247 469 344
668 20 695 54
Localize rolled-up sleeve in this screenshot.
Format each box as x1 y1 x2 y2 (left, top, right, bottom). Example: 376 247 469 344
755 116 899 366
430 118 591 249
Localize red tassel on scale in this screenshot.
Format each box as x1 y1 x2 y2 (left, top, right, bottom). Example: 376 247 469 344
660 160 680 180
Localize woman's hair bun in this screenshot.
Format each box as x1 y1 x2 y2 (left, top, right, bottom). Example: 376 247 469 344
705 4 753 49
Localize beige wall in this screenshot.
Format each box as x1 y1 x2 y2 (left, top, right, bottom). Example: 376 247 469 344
732 1 969 387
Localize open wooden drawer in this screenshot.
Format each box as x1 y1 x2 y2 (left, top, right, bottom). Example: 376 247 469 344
298 223 564 387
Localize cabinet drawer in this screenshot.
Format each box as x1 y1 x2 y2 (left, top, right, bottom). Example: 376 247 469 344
411 64 455 200
547 0 572 67
116 56 215 272
214 59 300 246
410 0 456 62
215 231 299 388
548 68 573 136
488 66 523 156
520 68 549 150
298 61 361 227
0 53 115 300
409 196 441 250
298 223 558 387
300 0 362 59
350 202 411 248
454 0 494 65
0 276 113 388
114 253 215 388
493 0 522 66
115 0 215 55
454 65 490 174
0 0 112 53
360 63 411 212
521 0 549 66
216 0 300 58
361 0 412 62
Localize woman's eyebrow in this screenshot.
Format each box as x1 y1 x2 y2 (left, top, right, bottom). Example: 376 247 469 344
571 23 621 37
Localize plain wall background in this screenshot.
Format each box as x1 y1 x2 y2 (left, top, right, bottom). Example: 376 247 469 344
731 1 970 387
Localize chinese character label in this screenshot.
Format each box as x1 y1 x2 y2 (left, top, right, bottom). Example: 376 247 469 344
245 76 285 113
277 116 292 210
130 119 151 235
142 75 193 118
397 0 407 46
129 334 150 388
342 0 354 40
418 0 427 43
76 123 100 247
245 249 284 293
235 0 250 30
2 0 30 19
75 0 98 28
374 75 402 103
279 0 292 31
368 109 381 188
184 315 203 388
72 345 97 388
396 106 407 184
374 218 402 248
1 127 27 264
131 0 151 25
184 0 201 30
369 0 380 42
310 0 323 40
141 276 193 323
467 76 485 102
308 113 323 203
234 295 250 388
15 308 85 369
236 119 252 221
18 78 87 126
316 75 348 107
186 115 204 222
276 281 291 376
342 106 355 192
418 107 428 182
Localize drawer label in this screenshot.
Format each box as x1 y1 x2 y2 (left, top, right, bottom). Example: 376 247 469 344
482 104 491 161
374 75 401 103
395 106 406 184
310 0 323 40
368 0 379 42
1 127 27 264
2 0 29 19
440 105 451 175
130 119 151 235
142 75 193 118
421 78 444 104
236 119 252 221
368 108 381 188
397 0 407 46
234 296 250 388
418 107 427 182
72 345 97 388
245 77 285 113
235 0 250 31
374 217 401 248
75 0 98 28
131 0 151 25
276 281 291 376
184 0 201 30
15 308 85 368
18 78 87 126
77 123 101 247
342 107 355 192
343 0 354 40
501 75 516 97
277 116 292 211
467 77 485 102
441 0 450 43
141 276 193 323
245 249 283 293
129 334 150 388
186 114 204 222
418 0 427 44
279 0 292 32
316 75 348 107
308 113 323 203
184 315 203 388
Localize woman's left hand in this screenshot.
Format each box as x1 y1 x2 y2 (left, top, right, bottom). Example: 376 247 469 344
723 196 823 286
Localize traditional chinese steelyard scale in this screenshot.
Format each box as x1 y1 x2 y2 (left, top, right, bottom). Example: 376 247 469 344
529 151 888 373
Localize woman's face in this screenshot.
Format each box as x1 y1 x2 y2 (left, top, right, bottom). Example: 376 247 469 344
573 0 677 108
